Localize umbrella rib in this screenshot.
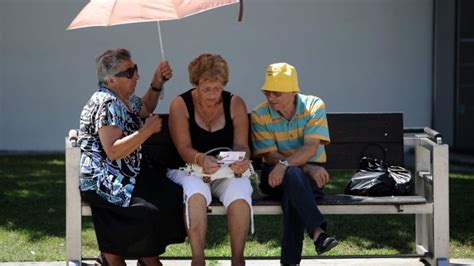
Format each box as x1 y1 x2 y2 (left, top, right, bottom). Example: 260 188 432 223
170 0 180 18
107 0 120 26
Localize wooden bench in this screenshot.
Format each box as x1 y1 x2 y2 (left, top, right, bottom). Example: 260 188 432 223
65 113 449 266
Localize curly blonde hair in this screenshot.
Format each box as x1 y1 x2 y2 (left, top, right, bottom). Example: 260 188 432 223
188 54 229 86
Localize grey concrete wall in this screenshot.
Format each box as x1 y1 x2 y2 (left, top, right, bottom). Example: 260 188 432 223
0 0 433 151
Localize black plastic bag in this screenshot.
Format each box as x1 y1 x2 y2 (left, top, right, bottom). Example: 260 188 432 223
344 157 413 196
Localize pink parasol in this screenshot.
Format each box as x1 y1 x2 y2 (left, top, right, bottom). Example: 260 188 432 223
67 0 243 59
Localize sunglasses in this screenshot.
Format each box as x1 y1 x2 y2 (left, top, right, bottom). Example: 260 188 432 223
262 90 282 98
114 64 138 79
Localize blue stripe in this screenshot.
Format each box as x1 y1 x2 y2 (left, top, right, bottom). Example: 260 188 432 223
253 139 275 149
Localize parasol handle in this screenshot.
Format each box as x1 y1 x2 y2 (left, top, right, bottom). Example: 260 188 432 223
157 21 165 60
238 0 243 21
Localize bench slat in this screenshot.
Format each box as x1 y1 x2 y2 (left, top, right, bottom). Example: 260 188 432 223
210 195 427 206
82 195 427 217
325 113 404 168
325 143 404 168
327 113 403 143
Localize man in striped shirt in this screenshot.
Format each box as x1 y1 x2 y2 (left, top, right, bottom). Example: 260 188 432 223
251 63 338 266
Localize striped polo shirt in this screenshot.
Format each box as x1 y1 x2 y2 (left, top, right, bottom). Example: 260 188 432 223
250 93 330 163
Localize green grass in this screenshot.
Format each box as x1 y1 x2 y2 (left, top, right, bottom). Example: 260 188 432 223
0 155 473 261
0 155 65 261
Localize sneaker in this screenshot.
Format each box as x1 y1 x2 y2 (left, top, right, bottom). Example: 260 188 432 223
314 232 338 255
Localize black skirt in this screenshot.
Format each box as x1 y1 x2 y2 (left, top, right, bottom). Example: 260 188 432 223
81 166 186 258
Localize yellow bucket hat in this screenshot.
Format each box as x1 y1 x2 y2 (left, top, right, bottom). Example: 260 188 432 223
261 62 300 92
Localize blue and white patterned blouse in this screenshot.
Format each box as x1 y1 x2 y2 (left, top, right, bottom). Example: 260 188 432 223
78 86 144 207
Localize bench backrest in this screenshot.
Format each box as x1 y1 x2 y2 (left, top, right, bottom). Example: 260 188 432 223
325 113 403 168
142 112 404 170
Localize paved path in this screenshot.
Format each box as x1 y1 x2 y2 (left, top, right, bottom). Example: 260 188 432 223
1 258 473 265
0 258 428 266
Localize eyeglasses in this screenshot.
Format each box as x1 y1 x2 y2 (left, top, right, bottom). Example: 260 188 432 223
262 90 282 98
115 64 138 79
197 80 224 95
201 86 223 95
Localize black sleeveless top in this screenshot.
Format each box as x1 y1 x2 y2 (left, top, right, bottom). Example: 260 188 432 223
180 89 234 157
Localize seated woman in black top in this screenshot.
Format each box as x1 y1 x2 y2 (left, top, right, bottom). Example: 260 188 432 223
167 54 253 266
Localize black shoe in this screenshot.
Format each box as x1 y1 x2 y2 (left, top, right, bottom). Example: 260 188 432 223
314 232 338 255
281 264 300 266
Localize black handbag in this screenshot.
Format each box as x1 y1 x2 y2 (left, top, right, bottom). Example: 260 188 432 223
344 157 413 196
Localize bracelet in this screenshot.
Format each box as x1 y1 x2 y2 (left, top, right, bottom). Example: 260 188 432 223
150 83 163 93
194 152 203 165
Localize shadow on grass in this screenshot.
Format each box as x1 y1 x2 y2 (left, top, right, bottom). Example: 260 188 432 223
1 155 472 257
0 154 66 242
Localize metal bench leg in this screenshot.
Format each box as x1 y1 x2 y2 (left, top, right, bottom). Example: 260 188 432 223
66 142 82 264
431 144 450 266
415 142 431 259
415 141 450 266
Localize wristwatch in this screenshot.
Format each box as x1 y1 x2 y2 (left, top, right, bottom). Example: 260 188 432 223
150 83 163 93
278 159 290 168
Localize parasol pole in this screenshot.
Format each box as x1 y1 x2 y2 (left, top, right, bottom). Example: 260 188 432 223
157 21 165 60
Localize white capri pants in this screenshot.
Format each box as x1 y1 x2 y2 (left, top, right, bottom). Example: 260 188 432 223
167 169 254 233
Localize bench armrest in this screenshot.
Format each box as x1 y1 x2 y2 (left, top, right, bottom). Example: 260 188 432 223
65 130 82 263
406 127 450 262
410 130 449 201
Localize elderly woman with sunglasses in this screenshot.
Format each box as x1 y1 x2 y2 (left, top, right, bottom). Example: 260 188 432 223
166 54 253 266
78 48 186 266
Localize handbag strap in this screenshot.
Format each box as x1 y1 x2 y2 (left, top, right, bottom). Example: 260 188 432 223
204 147 232 155
360 143 387 162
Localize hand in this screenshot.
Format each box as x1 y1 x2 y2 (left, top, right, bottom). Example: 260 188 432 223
304 164 330 188
201 155 220 175
144 114 162 134
229 159 251 177
268 163 286 188
151 60 173 88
